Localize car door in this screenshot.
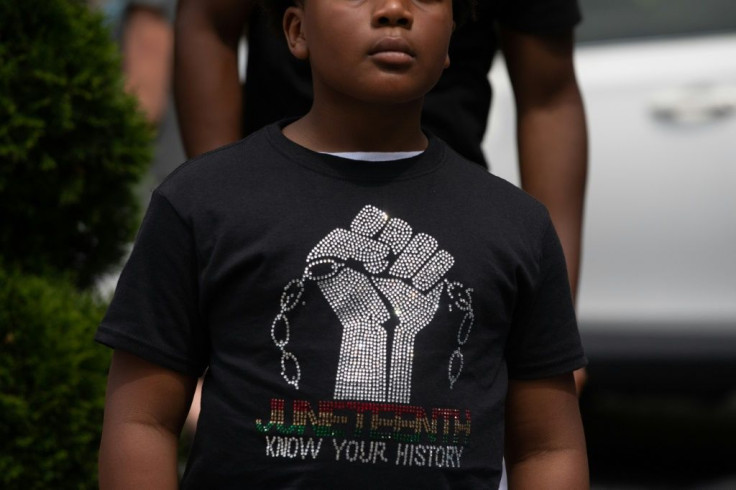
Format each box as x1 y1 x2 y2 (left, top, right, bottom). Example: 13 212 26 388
484 0 736 390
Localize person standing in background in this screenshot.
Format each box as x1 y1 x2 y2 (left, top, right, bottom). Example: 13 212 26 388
174 0 588 311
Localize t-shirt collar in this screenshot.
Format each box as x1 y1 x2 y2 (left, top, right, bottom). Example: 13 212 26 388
266 119 446 182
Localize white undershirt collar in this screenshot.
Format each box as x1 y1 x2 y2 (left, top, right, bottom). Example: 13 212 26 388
321 151 423 161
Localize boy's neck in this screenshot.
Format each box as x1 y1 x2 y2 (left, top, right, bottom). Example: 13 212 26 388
282 94 428 153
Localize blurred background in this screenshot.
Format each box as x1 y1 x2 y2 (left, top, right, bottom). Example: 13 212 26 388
1 0 734 488
488 0 736 488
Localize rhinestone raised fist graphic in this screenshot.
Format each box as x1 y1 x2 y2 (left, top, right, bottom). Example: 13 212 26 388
271 205 475 404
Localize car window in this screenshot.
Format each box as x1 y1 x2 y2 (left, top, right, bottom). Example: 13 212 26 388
577 0 736 43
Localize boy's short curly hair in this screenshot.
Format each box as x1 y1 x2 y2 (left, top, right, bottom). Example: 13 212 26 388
261 0 477 31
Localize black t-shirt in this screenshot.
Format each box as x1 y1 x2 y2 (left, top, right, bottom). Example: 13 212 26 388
244 0 582 166
97 122 586 489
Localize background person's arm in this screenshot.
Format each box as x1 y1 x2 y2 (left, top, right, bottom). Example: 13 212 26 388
99 350 197 490
174 0 255 158
501 28 588 393
500 27 587 300
505 373 589 489
122 5 173 125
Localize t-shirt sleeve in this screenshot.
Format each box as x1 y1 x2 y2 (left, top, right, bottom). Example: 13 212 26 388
95 190 208 377
506 217 587 379
496 0 582 34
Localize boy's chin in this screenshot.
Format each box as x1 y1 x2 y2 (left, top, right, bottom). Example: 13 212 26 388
356 83 438 106
363 92 427 106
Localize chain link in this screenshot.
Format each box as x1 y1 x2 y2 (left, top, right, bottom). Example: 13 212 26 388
444 280 475 389
271 277 306 389
270 273 475 391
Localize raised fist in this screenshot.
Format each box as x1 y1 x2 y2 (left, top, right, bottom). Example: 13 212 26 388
305 205 455 403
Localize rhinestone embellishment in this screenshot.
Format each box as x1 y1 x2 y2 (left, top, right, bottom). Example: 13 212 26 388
271 206 475 401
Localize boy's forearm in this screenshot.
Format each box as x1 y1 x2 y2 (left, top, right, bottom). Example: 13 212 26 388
99 420 180 489
506 447 589 489
505 374 589 489
174 0 253 157
99 351 197 489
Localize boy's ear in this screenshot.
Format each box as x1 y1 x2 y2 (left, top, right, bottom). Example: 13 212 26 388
283 5 309 60
443 21 455 70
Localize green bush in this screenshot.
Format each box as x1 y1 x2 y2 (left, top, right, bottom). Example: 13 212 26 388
0 0 153 287
0 267 110 489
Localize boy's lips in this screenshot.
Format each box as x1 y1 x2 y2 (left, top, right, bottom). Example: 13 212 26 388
369 37 416 65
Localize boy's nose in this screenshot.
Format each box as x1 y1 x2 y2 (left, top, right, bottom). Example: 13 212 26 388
372 0 414 28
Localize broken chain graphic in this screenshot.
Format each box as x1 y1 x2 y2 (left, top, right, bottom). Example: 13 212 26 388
271 206 474 402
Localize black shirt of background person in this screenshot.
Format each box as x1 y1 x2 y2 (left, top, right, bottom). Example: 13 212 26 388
242 0 582 167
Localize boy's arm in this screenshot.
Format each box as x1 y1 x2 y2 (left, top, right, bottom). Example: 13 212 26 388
505 373 589 489
99 350 197 490
500 27 587 300
174 0 255 158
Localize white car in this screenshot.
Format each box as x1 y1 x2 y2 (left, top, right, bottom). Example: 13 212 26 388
485 0 736 394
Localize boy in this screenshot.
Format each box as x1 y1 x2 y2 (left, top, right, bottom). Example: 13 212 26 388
97 1 589 488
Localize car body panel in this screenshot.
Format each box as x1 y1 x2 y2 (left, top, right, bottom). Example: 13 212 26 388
484 33 736 390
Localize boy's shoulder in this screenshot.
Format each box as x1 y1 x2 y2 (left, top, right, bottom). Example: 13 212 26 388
439 142 550 224
155 125 277 206
164 126 272 183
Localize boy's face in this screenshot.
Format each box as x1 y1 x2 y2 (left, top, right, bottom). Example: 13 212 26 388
284 0 454 105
